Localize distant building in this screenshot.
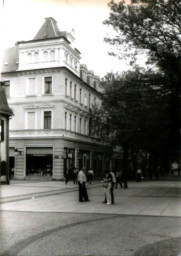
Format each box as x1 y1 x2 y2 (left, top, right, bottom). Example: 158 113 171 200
0 85 13 184
1 17 108 180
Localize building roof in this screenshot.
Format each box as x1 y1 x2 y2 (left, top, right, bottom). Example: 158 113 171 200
0 87 13 116
33 17 67 40
2 47 19 73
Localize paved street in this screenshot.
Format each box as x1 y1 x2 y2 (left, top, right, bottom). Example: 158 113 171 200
0 180 181 256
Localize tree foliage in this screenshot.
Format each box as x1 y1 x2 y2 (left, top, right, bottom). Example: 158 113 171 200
100 0 180 168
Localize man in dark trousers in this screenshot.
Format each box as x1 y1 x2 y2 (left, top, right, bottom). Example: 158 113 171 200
77 169 89 202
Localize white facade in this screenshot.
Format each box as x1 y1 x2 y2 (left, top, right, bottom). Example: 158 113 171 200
1 17 107 180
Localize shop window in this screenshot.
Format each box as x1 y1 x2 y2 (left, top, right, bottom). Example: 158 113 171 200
44 77 52 94
44 111 51 129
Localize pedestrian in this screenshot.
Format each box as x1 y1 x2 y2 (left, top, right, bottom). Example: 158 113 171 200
104 170 116 205
102 170 109 204
64 168 70 184
72 167 78 184
122 170 128 189
87 168 94 184
77 169 90 202
136 168 142 182
115 170 123 188
110 170 116 204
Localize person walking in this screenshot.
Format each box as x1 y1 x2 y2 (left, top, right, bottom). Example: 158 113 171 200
122 170 128 189
64 168 70 184
105 170 116 205
136 168 142 182
77 169 89 202
72 167 78 184
102 170 109 204
115 170 123 188
87 169 94 184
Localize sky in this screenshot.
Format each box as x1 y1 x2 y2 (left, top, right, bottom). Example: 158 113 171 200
0 0 130 77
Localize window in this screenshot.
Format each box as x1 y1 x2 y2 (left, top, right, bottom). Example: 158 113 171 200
65 112 67 129
69 114 72 131
84 119 86 134
27 112 35 129
89 94 91 108
65 52 68 63
3 81 10 98
44 77 52 94
43 51 48 61
87 76 90 84
80 70 83 79
27 53 32 63
44 111 51 129
65 78 68 96
79 118 82 134
70 81 72 98
80 88 82 104
94 81 96 89
27 78 36 95
74 116 77 132
74 84 77 100
84 93 87 106
34 52 39 62
50 50 55 61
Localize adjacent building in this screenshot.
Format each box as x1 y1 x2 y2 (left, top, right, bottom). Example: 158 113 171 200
0 85 13 183
1 17 108 180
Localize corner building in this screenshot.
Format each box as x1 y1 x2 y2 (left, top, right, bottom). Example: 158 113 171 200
1 17 108 180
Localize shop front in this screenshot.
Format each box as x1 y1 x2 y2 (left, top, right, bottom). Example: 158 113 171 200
26 147 53 176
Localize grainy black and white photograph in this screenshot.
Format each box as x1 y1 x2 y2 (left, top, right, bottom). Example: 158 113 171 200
0 0 181 255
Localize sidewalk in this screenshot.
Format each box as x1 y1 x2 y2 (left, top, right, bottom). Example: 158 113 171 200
1 180 181 217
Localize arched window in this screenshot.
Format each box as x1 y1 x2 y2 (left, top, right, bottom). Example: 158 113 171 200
34 52 39 62
50 50 55 61
43 51 48 61
27 53 32 63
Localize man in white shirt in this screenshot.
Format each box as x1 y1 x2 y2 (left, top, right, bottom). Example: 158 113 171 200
77 169 89 202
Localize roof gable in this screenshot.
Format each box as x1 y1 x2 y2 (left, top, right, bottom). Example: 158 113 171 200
0 87 13 116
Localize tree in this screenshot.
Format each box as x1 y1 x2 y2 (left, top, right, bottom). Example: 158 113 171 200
92 70 171 178
104 0 181 164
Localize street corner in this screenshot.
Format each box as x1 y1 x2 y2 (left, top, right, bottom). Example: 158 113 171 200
133 237 181 256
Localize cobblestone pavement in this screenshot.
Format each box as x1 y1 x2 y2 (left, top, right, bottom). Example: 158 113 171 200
0 180 181 256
